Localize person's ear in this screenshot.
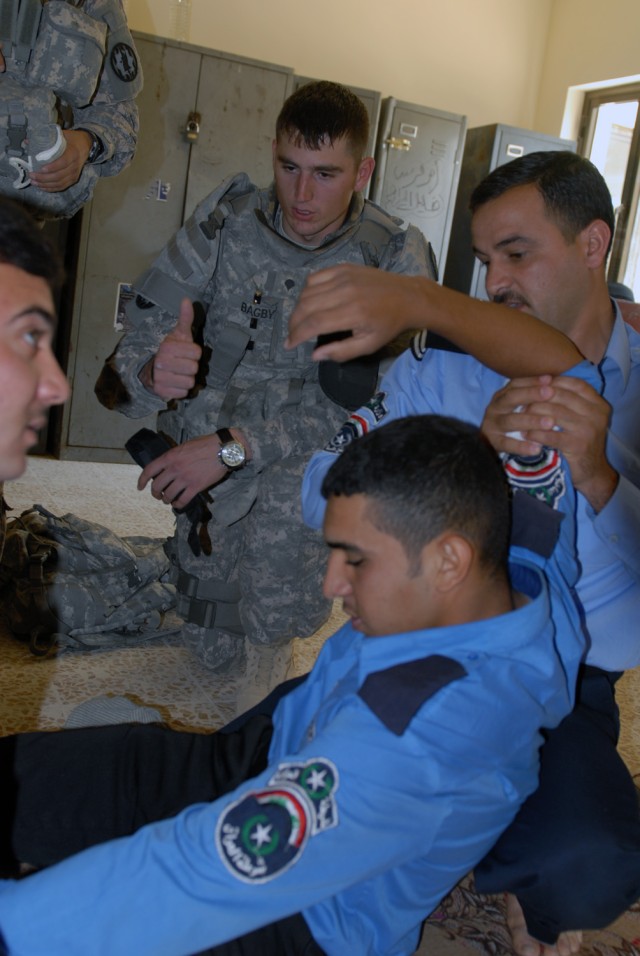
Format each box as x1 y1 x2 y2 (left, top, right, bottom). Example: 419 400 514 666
580 219 611 270
428 532 474 593
355 156 375 193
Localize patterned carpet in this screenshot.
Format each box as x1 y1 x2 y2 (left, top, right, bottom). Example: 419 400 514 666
1 456 639 956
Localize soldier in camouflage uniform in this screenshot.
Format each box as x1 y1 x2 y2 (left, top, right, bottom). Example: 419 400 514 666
0 0 141 219
95 81 436 704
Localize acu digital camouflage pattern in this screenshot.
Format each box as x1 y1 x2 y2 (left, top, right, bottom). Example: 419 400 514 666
0 504 179 654
0 0 141 217
96 172 436 671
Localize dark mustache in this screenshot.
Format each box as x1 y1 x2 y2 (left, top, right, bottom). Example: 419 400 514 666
493 292 528 307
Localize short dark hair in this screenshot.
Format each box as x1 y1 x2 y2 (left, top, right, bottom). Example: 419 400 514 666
0 197 64 294
321 415 511 575
470 151 615 253
276 81 369 160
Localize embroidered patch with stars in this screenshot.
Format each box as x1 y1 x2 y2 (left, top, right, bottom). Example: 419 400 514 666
216 758 339 882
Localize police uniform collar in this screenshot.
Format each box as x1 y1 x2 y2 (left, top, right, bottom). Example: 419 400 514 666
604 299 634 388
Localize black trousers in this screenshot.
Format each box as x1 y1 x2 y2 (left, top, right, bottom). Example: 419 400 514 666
475 665 640 943
0 707 323 955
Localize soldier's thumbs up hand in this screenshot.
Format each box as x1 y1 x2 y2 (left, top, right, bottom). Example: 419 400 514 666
142 298 202 400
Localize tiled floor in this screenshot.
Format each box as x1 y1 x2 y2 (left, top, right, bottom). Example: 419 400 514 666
1 455 639 956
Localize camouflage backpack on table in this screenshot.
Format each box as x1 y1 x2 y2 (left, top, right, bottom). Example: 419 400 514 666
0 504 180 655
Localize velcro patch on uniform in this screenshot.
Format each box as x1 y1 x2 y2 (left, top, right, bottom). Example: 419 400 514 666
216 758 339 883
358 655 467 735
510 489 564 558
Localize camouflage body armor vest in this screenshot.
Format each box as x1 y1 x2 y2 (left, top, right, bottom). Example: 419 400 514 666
0 0 140 217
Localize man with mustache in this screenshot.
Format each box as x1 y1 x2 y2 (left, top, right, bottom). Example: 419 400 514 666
294 151 640 956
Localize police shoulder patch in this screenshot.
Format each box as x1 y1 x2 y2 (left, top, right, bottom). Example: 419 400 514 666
110 43 139 83
358 655 467 735
216 758 339 883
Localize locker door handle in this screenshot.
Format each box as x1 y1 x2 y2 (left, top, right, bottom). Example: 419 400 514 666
185 111 201 142
384 136 412 151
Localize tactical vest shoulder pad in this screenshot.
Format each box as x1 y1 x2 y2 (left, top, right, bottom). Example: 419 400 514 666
357 199 406 260
26 2 108 108
358 654 467 735
130 173 257 313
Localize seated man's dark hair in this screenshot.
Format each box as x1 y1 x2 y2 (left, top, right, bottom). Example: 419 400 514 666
0 197 64 294
321 415 511 576
276 80 369 160
470 150 615 254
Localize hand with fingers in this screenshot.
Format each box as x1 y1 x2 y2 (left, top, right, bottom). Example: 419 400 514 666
482 374 618 512
139 298 202 400
286 264 418 361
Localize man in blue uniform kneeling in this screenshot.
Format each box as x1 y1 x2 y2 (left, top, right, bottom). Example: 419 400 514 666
0 415 584 956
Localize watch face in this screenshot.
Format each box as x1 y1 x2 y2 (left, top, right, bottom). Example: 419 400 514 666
220 440 246 469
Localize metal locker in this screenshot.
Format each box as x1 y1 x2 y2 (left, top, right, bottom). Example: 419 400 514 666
370 98 467 278
443 124 576 299
59 33 293 462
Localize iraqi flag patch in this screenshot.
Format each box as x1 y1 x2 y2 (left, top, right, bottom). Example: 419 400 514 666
216 758 339 882
502 447 566 509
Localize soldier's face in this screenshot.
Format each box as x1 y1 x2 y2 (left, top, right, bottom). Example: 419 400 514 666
272 133 374 246
322 493 442 638
0 264 69 480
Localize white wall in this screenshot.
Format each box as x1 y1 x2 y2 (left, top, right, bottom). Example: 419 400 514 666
126 0 553 130
126 0 640 140
535 0 640 137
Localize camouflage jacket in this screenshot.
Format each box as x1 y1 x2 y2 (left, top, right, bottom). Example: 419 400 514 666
0 0 142 216
97 173 435 521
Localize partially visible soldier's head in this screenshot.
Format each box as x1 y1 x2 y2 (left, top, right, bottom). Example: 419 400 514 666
272 81 375 247
0 198 69 481
320 415 511 636
276 81 370 162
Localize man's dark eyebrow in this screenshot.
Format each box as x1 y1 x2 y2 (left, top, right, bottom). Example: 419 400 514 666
325 540 360 552
15 306 56 326
472 233 534 256
275 153 343 174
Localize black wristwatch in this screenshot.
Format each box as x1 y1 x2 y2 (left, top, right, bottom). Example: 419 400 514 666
216 428 246 470
78 128 104 164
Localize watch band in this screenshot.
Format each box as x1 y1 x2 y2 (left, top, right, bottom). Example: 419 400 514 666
216 428 234 446
78 128 104 164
